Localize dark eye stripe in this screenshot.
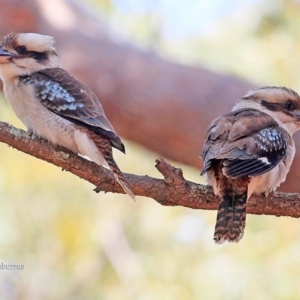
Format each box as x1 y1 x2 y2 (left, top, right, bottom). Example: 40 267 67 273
14 46 49 64
31 51 48 62
261 100 279 111
261 100 296 112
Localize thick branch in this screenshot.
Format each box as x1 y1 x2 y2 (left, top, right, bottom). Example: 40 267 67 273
1 121 300 218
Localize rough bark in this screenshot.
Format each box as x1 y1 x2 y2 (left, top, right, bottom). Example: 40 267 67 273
0 0 300 193
1 121 300 218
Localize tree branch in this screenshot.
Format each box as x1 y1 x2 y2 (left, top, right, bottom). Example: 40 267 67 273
1 121 300 218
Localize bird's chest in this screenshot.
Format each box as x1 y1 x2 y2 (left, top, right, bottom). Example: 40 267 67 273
5 81 45 126
3 80 79 152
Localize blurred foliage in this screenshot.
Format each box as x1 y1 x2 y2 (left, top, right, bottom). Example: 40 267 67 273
95 0 300 90
1 0 300 299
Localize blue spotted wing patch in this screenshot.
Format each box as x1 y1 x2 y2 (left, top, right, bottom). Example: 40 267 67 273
20 68 125 152
21 75 84 110
222 127 288 178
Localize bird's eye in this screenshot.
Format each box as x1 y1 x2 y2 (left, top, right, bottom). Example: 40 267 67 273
284 100 294 110
16 46 28 55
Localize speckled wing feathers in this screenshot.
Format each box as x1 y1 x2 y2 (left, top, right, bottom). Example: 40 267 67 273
20 68 125 152
223 127 288 177
200 109 289 178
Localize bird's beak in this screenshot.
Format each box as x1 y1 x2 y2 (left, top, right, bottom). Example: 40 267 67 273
0 47 14 63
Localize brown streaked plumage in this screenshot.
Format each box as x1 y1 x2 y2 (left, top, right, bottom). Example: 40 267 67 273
0 32 134 199
20 67 125 152
201 86 300 244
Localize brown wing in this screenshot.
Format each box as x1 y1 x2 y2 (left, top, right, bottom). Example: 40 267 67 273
20 68 125 153
200 109 289 178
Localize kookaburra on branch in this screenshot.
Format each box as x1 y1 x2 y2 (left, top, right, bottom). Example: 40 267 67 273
0 32 134 199
200 87 300 244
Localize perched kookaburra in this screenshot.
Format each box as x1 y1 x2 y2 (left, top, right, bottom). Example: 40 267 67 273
200 87 300 243
0 32 134 199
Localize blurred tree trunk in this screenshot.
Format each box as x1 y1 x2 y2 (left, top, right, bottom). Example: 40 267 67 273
0 0 299 192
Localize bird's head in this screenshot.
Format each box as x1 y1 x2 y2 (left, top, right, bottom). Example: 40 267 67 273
0 32 61 80
233 86 300 135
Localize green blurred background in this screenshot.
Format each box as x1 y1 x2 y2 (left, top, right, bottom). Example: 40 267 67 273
1 0 300 299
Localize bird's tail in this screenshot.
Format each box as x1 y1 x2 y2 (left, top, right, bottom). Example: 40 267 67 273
214 192 247 244
101 143 135 201
88 131 135 200
107 157 135 201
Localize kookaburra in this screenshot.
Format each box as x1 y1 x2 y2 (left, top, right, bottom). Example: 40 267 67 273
200 86 300 243
0 32 134 199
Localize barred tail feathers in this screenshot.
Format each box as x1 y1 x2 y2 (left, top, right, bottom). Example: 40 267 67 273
214 192 247 244
85 130 135 200
114 171 136 201
101 143 135 201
